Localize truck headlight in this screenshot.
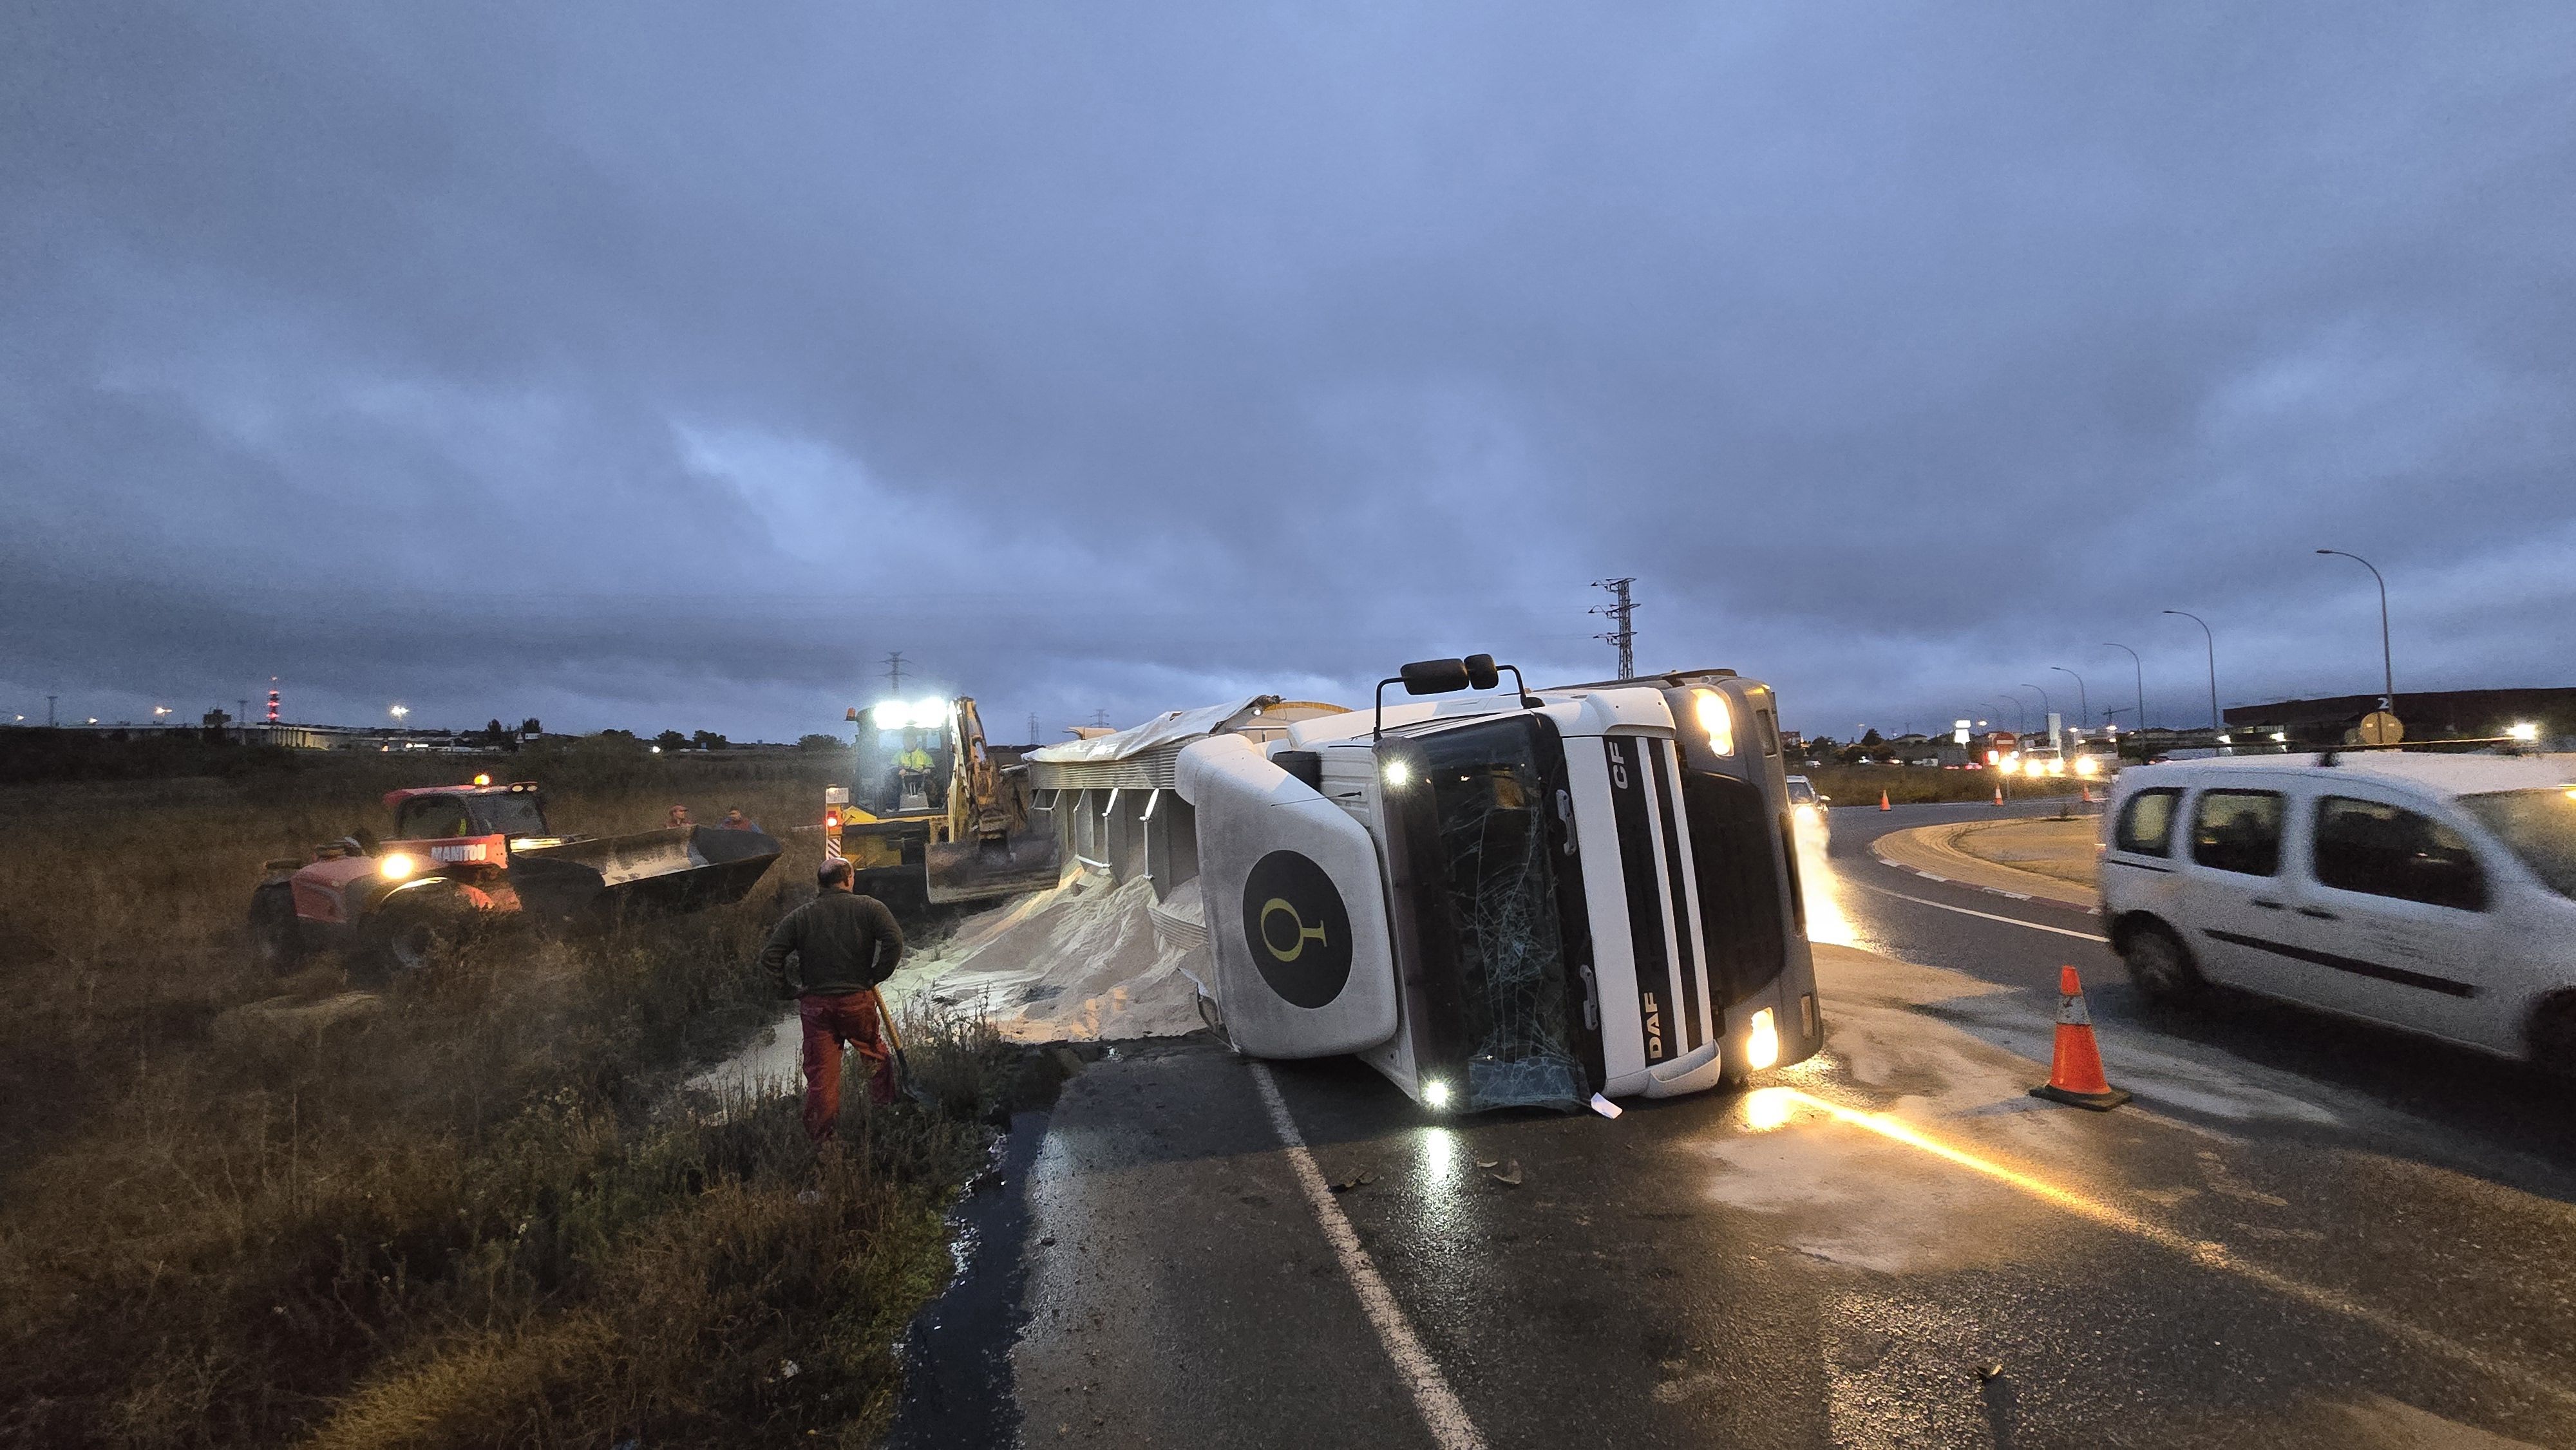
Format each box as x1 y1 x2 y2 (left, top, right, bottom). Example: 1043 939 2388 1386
379 852 418 880
1744 1008 1780 1071
1693 690 1736 758
2074 755 2099 777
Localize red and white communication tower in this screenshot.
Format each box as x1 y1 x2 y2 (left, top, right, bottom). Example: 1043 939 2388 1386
266 678 281 724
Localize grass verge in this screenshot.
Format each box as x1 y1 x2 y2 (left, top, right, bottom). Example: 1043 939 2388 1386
0 745 1012 1447
1808 764 2092 806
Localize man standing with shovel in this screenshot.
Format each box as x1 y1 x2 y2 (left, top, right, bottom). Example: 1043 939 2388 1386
761 857 907 1145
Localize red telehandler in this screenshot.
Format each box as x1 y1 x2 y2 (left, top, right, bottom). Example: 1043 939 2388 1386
250 776 781 981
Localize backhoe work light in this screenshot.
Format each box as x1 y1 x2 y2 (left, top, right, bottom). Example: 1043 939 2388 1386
1693 689 1736 758
379 852 419 881
871 701 908 730
1744 1008 1781 1071
1422 1080 1452 1109
473 773 491 787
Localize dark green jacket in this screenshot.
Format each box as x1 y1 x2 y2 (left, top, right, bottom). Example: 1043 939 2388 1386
760 890 905 998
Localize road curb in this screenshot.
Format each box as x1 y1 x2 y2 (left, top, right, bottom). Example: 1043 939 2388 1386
1872 820 2103 916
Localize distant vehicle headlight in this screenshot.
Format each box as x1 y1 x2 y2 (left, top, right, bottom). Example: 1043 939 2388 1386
1693 690 1736 758
1793 802 1819 824
379 852 418 880
2023 758 2045 778
2074 755 2100 777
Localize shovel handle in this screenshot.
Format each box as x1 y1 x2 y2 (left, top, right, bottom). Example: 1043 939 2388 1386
871 987 907 1056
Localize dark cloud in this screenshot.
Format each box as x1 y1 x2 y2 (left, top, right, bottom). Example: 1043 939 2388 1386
6 2 2573 742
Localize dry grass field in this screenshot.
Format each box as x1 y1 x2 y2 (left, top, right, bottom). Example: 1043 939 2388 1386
0 736 1013 1447
1806 763 2091 806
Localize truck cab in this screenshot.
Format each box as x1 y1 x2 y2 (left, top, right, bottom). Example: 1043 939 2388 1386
1180 663 1825 1112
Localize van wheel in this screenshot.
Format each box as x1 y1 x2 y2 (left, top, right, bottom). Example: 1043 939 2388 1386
2121 921 2203 1004
249 883 303 974
2527 997 2576 1078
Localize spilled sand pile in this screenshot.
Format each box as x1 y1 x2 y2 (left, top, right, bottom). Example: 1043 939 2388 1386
886 874 1210 1042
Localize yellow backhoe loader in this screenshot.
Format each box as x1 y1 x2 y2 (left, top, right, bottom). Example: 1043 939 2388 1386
823 695 1061 907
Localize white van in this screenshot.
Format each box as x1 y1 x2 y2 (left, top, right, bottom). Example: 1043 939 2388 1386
2099 753 2576 1069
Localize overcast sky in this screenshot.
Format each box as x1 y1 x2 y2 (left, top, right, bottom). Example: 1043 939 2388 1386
6 3 2573 744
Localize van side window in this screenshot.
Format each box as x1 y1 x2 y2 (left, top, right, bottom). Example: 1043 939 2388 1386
2191 790 2283 877
2114 789 2181 856
2314 796 2488 912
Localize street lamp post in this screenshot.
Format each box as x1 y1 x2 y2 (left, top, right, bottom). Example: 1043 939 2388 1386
2101 643 2145 736
2315 549 2395 711
1993 696 2027 735
2049 667 2087 740
2163 610 2220 739
2018 684 2052 742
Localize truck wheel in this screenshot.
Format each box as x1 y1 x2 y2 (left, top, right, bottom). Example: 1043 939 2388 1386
2120 921 2203 1005
249 883 303 974
354 888 459 986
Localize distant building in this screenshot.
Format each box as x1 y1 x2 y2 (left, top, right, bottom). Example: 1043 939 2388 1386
2224 688 2576 746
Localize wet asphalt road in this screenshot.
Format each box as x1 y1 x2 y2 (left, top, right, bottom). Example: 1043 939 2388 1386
900 801 2576 1449
1824 801 2576 1188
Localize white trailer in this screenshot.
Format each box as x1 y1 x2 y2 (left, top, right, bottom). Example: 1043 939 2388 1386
1170 657 1824 1113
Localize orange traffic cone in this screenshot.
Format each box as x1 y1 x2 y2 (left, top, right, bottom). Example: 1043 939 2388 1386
1879 791 1891 811
2079 784 2094 804
1992 785 2005 807
2030 966 2130 1111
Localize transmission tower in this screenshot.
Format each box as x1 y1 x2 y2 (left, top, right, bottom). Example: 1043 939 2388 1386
1027 711 1040 743
1590 577 1638 681
883 651 906 694
1091 709 1112 730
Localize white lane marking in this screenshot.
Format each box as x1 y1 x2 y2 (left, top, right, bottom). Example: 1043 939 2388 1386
1250 1062 1486 1450
1854 880 2110 943
1994 890 2031 901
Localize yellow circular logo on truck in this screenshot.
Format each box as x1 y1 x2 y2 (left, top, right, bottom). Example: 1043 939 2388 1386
1240 851 1353 1008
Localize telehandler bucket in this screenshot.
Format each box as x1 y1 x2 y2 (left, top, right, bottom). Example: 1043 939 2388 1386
923 831 1062 904
508 826 783 923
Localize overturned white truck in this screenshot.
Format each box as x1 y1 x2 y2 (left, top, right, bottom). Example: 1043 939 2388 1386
1025 659 1824 1113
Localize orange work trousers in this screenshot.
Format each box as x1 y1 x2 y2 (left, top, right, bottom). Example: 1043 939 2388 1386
798 990 895 1144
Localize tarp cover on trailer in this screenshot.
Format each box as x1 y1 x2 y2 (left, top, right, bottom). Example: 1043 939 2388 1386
1027 697 1280 765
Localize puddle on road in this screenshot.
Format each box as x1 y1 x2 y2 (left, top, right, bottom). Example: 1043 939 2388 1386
886 1109 1051 1450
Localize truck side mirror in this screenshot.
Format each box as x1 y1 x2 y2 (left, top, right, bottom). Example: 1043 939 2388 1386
1463 654 1500 691
1400 659 1472 695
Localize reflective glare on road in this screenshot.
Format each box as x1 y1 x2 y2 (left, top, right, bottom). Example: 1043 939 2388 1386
1418 1125 1461 1188
1795 828 1861 948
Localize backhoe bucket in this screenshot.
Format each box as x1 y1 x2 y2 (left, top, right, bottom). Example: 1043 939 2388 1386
923 832 1062 904
509 826 782 924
